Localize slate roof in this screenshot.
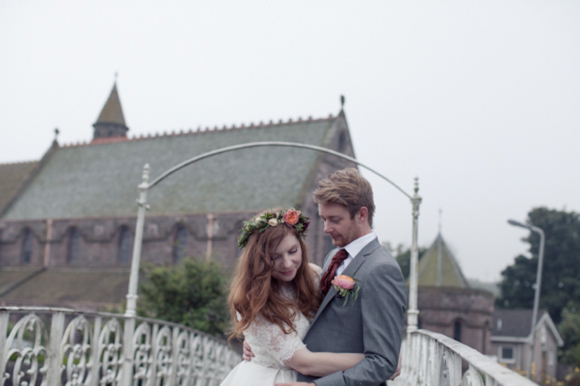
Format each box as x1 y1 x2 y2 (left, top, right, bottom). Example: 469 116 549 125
0 270 129 309
493 309 547 337
2 116 340 220
95 83 126 126
418 233 469 288
0 161 39 214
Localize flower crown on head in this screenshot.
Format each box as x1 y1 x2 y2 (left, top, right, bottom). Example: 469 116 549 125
237 208 310 249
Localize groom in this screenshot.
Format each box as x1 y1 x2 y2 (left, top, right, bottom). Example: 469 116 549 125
247 168 407 386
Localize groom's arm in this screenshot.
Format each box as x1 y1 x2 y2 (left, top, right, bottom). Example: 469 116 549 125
314 260 407 386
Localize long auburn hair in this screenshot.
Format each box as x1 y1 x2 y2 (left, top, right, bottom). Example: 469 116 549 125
228 214 321 340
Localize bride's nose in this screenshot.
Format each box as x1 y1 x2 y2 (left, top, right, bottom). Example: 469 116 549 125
281 256 293 269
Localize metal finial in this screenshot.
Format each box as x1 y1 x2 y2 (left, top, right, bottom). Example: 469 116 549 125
414 176 419 194
141 163 150 185
340 95 345 108
115 72 118 83
54 128 60 140
439 208 442 234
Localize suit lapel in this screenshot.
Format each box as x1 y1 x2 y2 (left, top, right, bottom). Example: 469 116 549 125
310 238 381 326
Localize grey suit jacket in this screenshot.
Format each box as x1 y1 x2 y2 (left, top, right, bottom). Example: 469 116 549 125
298 237 407 386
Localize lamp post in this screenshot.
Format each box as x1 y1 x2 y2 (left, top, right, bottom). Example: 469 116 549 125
507 219 545 379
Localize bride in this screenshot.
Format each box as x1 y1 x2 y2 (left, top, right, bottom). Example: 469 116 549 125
220 208 363 385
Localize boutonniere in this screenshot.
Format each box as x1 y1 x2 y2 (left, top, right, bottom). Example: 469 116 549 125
331 275 360 306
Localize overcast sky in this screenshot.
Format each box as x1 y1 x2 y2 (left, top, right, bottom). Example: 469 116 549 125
1 1 579 281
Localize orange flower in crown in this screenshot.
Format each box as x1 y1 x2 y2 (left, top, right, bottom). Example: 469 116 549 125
283 209 301 226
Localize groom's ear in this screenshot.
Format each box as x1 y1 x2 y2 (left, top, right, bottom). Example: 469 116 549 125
357 206 369 224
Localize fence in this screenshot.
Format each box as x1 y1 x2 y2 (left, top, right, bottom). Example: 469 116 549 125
0 306 240 386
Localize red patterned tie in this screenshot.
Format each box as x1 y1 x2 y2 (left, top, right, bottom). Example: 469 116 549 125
320 249 349 295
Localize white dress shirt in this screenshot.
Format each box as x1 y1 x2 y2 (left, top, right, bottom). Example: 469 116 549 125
335 231 377 276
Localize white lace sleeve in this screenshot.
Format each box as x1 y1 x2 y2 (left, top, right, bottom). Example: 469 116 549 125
245 315 306 365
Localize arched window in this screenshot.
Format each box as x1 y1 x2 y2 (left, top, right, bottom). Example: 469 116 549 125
119 227 132 264
453 320 462 342
338 131 347 152
173 225 188 263
67 227 80 263
22 228 33 264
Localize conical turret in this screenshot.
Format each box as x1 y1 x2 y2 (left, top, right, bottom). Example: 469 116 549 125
92 82 129 141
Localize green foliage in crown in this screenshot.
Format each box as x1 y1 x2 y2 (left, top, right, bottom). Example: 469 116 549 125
237 208 310 249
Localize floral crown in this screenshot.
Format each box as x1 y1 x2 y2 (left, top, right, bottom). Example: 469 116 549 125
237 208 310 249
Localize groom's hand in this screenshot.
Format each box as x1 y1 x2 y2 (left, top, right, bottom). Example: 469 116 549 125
242 341 254 361
275 383 315 386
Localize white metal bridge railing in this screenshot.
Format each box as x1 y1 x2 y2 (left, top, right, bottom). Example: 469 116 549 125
391 330 538 386
0 306 240 386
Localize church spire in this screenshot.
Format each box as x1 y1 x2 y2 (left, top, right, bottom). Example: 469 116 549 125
92 80 129 141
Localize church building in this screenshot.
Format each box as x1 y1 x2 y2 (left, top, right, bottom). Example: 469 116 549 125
416 232 495 355
0 83 356 310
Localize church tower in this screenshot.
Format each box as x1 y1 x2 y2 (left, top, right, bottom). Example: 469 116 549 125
92 82 129 141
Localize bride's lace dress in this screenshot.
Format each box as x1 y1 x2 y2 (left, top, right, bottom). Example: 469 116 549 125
220 290 311 385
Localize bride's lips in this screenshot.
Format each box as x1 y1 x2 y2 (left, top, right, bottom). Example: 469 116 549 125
279 268 295 276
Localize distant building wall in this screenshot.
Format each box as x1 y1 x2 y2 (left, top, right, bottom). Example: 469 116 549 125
418 286 494 355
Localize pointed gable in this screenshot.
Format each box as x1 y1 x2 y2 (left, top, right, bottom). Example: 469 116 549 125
418 233 469 288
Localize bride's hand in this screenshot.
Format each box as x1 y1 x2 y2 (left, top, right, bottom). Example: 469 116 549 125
242 341 254 361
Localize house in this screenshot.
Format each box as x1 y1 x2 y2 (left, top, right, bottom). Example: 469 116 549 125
0 82 356 310
491 309 564 382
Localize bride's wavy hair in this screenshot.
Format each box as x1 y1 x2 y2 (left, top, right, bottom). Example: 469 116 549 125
228 210 322 341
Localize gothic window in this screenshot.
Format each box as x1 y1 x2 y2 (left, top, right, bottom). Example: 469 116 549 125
173 225 188 263
453 320 462 342
67 227 80 263
119 227 132 264
418 317 423 330
338 131 347 152
22 228 33 264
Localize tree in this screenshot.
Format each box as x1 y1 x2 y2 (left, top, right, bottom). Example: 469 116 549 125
138 258 230 336
383 241 426 280
559 305 580 368
496 207 580 324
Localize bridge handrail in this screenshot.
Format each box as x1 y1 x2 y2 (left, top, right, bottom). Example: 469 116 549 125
1 306 240 386
392 329 538 386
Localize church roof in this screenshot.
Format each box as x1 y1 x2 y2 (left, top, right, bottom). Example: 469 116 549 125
0 269 129 309
2 116 343 220
418 233 470 288
0 161 39 214
95 83 126 126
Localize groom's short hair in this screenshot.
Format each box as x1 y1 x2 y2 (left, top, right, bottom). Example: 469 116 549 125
313 168 375 227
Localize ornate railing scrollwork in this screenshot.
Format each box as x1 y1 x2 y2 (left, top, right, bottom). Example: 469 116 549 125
2 313 49 386
0 307 241 386
391 330 538 386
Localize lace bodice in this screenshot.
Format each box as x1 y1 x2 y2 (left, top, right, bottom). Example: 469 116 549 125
244 311 310 370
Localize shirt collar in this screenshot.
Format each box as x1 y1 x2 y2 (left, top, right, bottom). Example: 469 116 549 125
343 231 377 259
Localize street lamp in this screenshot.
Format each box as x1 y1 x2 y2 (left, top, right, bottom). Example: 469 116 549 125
507 219 545 379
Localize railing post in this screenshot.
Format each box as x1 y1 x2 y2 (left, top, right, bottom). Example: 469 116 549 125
125 163 150 318
46 310 65 386
87 315 102 386
0 309 8 382
120 316 135 385
407 178 422 332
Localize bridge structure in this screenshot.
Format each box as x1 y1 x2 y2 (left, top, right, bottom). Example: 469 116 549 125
1 143 537 385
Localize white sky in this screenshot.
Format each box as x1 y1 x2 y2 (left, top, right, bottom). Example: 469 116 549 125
1 1 579 281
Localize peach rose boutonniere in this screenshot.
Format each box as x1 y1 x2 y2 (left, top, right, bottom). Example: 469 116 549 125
331 275 360 306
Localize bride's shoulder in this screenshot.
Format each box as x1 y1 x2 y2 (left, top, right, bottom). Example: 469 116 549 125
308 263 322 277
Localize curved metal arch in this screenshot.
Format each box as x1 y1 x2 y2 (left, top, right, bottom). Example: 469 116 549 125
147 141 412 200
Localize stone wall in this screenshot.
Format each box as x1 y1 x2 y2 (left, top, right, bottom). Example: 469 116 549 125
418 286 494 355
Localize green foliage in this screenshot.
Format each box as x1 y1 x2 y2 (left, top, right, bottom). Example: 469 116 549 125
559 306 580 367
138 258 229 336
383 241 426 280
496 207 580 324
